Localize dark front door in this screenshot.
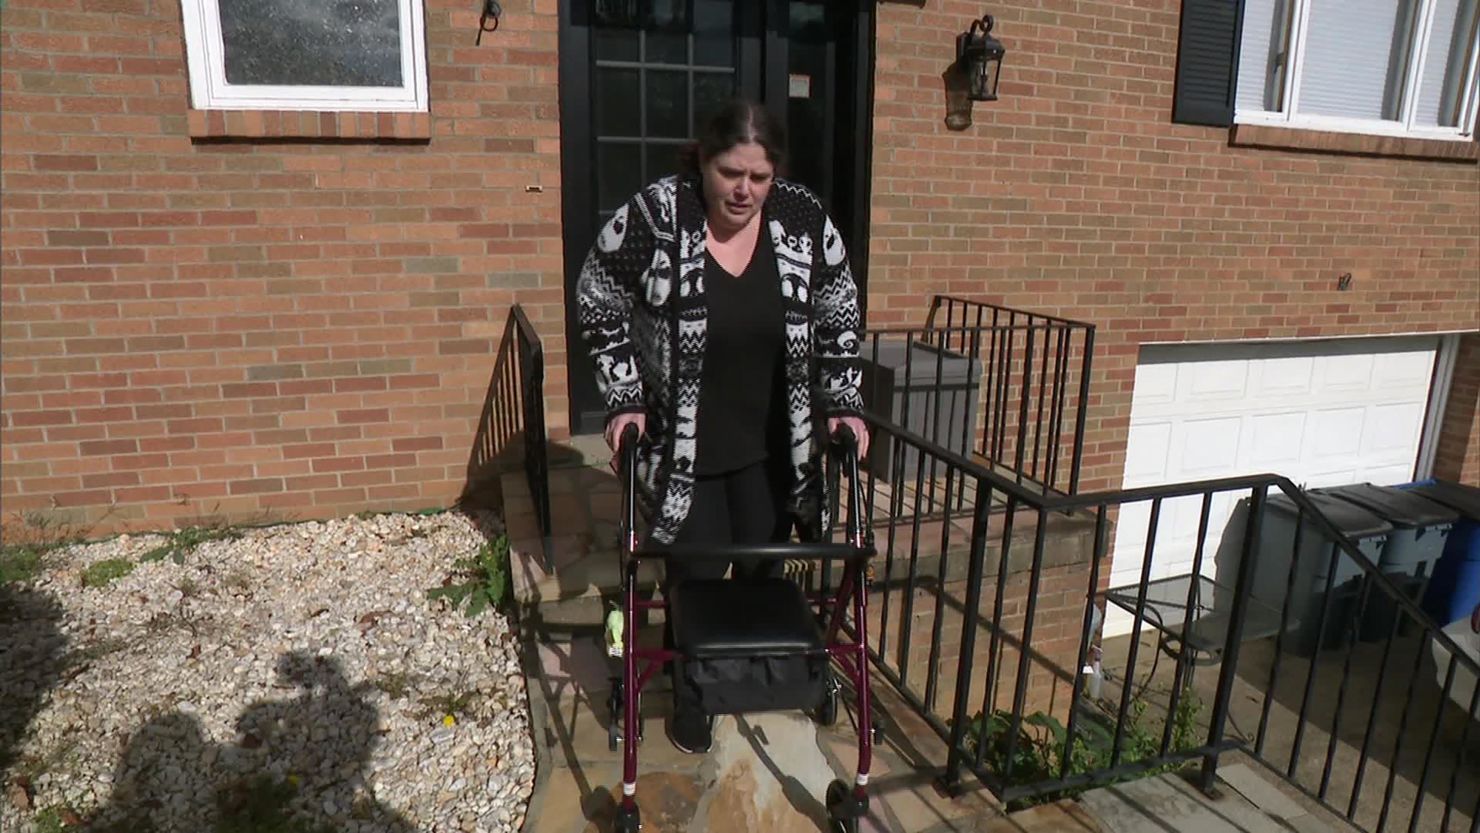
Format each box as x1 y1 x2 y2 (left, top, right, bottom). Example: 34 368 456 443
558 0 874 435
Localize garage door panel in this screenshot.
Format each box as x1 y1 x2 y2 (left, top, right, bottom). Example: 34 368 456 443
1374 350 1439 390
1107 337 1439 638
1363 402 1427 455
1309 407 1367 458
1123 421 1173 484
1320 353 1377 392
1248 412 1306 469
1132 362 1178 407
1180 416 1243 477
1366 462 1420 484
1254 356 1316 398
1183 359 1249 403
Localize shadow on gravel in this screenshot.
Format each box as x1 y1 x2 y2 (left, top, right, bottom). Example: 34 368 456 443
87 652 415 833
0 584 68 777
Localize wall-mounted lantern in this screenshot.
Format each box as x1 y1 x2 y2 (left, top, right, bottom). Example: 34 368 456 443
956 14 1005 102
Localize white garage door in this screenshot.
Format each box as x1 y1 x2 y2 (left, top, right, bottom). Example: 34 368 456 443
1104 336 1444 637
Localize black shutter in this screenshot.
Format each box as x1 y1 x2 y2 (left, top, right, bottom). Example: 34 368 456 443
1172 0 1243 126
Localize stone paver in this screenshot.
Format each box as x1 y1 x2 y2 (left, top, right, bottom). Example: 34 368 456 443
518 606 1013 833
1079 772 1298 833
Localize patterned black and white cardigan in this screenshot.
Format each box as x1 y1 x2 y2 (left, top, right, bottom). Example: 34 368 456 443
575 174 865 544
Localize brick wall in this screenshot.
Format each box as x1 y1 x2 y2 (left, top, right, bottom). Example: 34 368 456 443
1434 332 1480 485
0 0 570 531
869 0 1480 493
5 0 1478 535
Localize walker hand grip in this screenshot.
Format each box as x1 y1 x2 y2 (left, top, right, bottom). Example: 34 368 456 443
632 542 873 562
619 423 640 555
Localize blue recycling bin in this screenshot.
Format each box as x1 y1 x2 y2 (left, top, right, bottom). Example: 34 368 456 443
1255 492 1392 656
1401 480 1480 625
1316 483 1458 641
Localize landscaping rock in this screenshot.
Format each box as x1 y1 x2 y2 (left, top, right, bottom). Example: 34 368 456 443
0 510 533 833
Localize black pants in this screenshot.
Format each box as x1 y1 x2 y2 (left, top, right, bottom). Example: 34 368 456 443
658 457 792 716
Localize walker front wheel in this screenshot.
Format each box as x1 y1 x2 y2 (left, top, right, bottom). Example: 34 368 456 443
613 804 641 833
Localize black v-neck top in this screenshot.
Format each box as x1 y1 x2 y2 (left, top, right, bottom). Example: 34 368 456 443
694 230 787 475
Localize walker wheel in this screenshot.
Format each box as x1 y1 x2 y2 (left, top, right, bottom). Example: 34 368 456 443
825 779 866 833
613 803 641 833
813 672 840 727
607 685 623 751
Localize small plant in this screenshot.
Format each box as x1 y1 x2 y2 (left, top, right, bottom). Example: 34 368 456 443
139 524 242 566
426 536 510 617
2 507 108 584
372 672 411 700
81 558 135 588
0 544 44 584
33 806 69 833
215 775 332 833
416 690 479 724
223 569 254 594
960 687 1205 809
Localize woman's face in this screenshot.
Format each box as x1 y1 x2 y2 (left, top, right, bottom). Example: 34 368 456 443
700 141 775 234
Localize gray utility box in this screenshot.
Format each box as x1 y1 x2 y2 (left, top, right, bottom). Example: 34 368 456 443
1253 492 1392 657
860 339 982 484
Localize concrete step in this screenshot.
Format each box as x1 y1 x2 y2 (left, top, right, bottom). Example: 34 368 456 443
962 800 1105 833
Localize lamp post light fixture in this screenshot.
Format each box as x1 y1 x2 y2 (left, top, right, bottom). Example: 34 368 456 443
956 13 1005 102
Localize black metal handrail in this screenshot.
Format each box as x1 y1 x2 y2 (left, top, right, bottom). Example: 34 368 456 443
837 410 1478 833
466 306 551 568
862 295 1095 497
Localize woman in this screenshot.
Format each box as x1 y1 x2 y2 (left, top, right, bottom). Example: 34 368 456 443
575 99 869 754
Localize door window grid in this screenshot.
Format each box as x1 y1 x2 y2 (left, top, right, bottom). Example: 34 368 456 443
593 22 736 221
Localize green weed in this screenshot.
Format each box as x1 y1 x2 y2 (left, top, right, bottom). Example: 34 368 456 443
426 536 510 617
139 524 243 566
81 558 135 588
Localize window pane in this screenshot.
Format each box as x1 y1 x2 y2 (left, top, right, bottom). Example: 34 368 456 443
1237 0 1293 113
596 67 641 137
594 0 643 27
692 71 735 132
693 0 734 67
646 31 688 64
645 143 683 182
219 0 403 87
1298 0 1418 120
647 69 689 138
594 27 640 62
597 142 643 211
649 0 686 28
1414 0 1478 127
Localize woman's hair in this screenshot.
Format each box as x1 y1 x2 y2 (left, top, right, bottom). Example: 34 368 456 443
678 98 787 175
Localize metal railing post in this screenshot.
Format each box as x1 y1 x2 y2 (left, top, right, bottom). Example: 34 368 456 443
1199 484 1267 793
940 476 993 795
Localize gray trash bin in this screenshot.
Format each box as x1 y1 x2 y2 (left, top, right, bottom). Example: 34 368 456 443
860 339 982 484
1255 492 1393 657
1314 483 1458 641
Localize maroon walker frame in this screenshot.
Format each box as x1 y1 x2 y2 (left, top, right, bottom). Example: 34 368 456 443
608 425 877 833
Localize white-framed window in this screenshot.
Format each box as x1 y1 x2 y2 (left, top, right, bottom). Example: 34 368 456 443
179 0 429 112
1236 0 1480 140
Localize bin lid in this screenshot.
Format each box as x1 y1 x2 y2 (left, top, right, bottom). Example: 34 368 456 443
862 339 982 386
1268 492 1393 538
1408 480 1480 521
1313 483 1460 528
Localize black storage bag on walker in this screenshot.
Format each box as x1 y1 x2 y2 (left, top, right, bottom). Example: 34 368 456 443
670 577 830 715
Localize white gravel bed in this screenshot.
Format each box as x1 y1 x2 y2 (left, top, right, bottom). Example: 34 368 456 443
0 510 533 833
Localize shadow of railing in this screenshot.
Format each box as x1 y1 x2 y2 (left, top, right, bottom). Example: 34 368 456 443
462 305 551 569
